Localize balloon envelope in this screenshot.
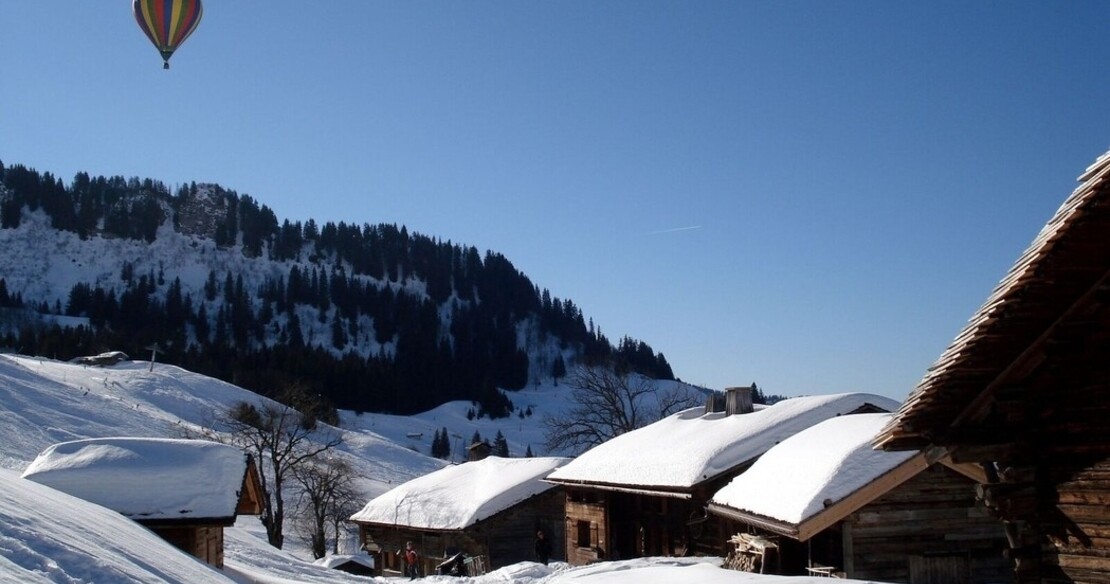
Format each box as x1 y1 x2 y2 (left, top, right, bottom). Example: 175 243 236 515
133 0 203 69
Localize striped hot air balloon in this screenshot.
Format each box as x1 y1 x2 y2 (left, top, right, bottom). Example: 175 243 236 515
132 0 203 69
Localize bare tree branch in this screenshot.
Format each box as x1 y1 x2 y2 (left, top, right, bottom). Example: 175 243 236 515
217 382 343 550
543 368 701 455
291 455 360 559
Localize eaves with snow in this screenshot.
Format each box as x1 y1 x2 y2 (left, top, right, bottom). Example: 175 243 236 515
22 436 261 523
707 413 921 540
545 393 901 494
350 456 569 530
0 469 235 584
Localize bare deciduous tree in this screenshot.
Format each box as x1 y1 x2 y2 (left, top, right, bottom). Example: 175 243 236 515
543 367 701 455
291 455 361 559
221 384 342 550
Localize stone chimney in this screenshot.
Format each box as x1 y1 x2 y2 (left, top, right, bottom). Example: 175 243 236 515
725 386 755 415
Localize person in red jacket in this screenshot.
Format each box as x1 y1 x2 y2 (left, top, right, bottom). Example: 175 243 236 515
402 541 419 579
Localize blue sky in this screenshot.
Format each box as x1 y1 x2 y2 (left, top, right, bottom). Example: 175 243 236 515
2 2 1108 401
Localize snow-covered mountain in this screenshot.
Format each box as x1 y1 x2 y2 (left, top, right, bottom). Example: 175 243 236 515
0 164 675 418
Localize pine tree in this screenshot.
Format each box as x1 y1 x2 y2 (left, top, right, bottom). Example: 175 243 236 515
493 430 509 457
431 427 451 459
552 355 566 386
525 445 534 458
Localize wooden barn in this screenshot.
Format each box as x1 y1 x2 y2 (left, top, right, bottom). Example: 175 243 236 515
875 149 1110 584
708 413 1010 583
350 456 568 576
544 389 898 566
22 437 264 568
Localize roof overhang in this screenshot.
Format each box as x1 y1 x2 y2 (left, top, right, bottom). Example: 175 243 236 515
875 150 1110 451
708 450 943 541
136 516 236 528
544 479 693 500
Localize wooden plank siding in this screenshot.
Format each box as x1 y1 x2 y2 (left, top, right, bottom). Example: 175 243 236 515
151 526 224 568
359 488 565 575
562 480 737 566
715 465 1010 583
565 489 610 565
845 465 1010 584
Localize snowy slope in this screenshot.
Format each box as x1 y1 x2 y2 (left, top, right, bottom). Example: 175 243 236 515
341 376 708 461
0 353 444 498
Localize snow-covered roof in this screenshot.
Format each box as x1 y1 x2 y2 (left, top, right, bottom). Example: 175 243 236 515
22 437 253 521
0 469 235 584
710 413 918 529
546 393 900 490
314 554 376 570
350 456 569 530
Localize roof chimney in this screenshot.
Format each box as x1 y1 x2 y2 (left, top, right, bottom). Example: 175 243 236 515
725 386 754 415
705 391 726 414
466 441 491 462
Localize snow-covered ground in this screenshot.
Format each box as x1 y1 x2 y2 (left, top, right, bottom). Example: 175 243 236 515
0 353 893 583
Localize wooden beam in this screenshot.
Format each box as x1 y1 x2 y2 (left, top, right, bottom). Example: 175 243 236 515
796 452 929 541
946 442 1019 465
939 456 991 484
951 265 1110 428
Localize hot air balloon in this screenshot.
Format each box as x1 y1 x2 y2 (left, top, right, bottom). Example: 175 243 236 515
133 0 203 69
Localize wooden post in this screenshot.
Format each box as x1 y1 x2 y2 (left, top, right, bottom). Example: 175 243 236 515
145 343 163 372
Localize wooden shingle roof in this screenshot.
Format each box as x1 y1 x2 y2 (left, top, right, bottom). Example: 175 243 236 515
876 149 1110 450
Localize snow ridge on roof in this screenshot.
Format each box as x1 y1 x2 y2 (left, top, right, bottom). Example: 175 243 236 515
350 456 569 530
711 413 917 524
22 437 249 521
547 393 901 490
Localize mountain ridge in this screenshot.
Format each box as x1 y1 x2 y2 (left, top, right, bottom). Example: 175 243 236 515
0 160 675 416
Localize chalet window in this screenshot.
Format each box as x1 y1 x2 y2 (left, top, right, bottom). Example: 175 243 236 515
576 520 592 548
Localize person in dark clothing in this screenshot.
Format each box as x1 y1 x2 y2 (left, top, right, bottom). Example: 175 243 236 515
535 529 552 565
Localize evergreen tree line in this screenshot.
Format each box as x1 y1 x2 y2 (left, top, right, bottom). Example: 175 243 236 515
0 161 675 415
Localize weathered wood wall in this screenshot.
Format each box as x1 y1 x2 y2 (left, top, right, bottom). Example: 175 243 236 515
564 488 609 565
151 525 224 568
358 488 565 574
970 344 1110 584
480 488 565 566
844 465 1010 584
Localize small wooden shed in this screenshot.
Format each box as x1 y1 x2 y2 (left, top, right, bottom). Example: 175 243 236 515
875 150 1110 584
350 456 568 576
22 437 263 568
545 391 899 565
709 413 1010 583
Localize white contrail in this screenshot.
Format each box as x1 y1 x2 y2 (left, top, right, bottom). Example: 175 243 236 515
647 225 703 235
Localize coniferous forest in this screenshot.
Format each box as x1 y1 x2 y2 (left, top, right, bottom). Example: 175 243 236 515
0 161 674 417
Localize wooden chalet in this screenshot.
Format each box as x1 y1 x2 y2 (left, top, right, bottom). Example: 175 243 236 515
709 413 1010 583
22 437 264 569
875 150 1110 584
350 456 568 576
545 389 899 565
